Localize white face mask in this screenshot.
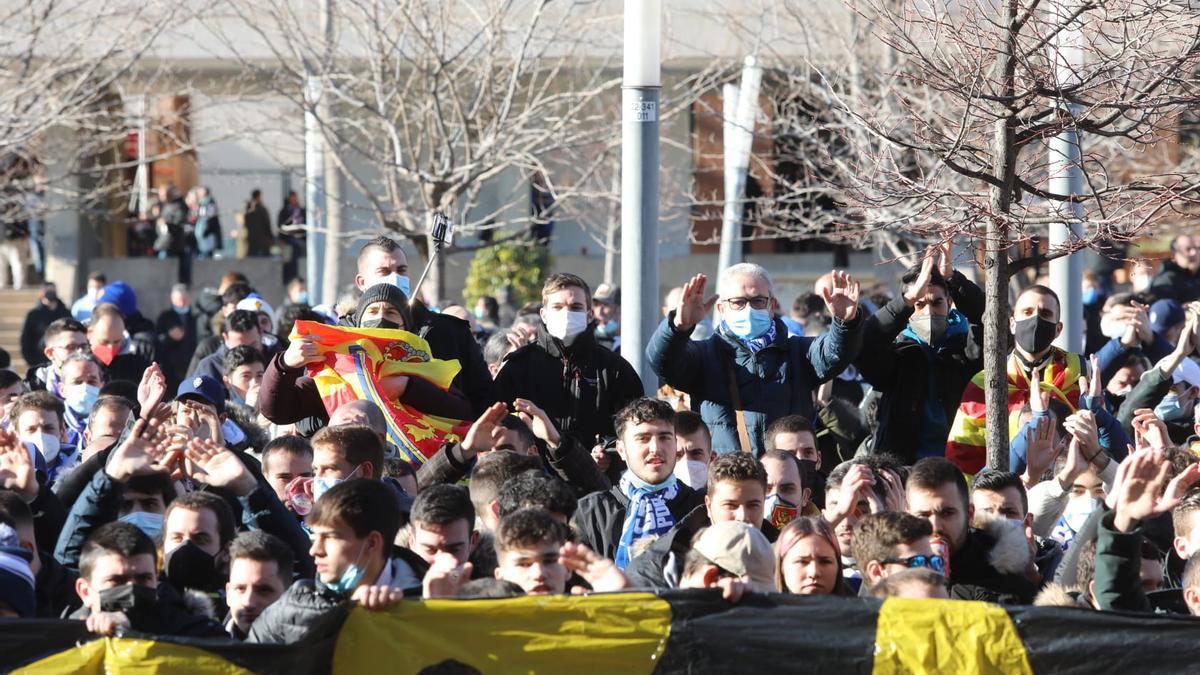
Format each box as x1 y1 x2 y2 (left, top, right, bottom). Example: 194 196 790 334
543 309 588 344
672 458 709 491
25 433 61 464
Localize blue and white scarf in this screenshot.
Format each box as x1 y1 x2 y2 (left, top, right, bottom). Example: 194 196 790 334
719 318 778 354
615 471 680 570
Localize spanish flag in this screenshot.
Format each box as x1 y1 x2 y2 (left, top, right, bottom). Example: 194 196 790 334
290 320 466 466
945 347 1083 475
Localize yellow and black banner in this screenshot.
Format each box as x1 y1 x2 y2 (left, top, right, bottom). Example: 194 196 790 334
7 592 1200 673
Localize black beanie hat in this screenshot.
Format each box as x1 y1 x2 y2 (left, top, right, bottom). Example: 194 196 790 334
355 283 413 329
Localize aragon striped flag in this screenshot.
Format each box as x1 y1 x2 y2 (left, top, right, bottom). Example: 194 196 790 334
9 592 1200 673
946 347 1083 475
291 320 467 466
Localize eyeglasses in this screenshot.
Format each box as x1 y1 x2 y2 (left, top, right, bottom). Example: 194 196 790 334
881 554 945 574
52 343 90 354
722 296 771 311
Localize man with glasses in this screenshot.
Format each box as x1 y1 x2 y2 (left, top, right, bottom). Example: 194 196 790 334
25 318 89 394
852 512 943 592
907 457 1039 604
648 263 864 456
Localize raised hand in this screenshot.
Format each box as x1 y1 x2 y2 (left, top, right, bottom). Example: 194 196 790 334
0 430 37 502
184 437 256 497
821 270 861 322
1029 366 1047 414
105 419 176 483
137 363 168 419
283 333 323 369
1131 408 1170 452
936 239 953 278
903 251 936 308
1063 410 1101 459
674 274 713 331
1087 354 1103 400
1022 414 1057 486
1055 432 1091 490
1113 449 1200 532
512 398 561 448
422 552 473 599
461 402 509 455
560 541 628 593
825 464 874 527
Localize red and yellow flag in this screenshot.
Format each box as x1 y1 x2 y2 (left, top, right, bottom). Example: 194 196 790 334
945 348 1082 475
290 320 466 466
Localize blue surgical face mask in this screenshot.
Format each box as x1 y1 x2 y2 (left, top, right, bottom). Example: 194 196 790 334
596 319 619 337
120 511 164 540
1082 287 1100 306
1155 392 1194 423
65 383 100 415
319 542 369 596
723 306 772 340
296 292 309 305
379 273 411 298
313 464 364 503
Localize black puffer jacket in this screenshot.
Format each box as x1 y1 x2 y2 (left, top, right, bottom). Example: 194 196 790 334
247 549 428 645
494 325 644 450
570 483 704 562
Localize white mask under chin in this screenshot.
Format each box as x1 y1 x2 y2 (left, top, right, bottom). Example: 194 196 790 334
544 309 588 344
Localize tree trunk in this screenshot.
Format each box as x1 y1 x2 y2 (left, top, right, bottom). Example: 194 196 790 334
984 0 1022 471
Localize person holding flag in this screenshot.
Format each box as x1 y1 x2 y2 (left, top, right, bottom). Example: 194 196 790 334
259 283 473 466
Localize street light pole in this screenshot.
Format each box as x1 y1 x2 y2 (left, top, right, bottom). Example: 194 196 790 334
1049 1 1084 353
620 0 661 394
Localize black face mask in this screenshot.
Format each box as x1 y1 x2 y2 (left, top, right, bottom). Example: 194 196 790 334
165 540 222 592
1014 316 1058 356
361 318 401 330
98 583 158 626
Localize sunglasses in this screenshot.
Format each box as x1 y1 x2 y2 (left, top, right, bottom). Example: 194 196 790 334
881 554 945 574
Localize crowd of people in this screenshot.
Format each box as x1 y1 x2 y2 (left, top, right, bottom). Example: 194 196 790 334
2 231 1200 650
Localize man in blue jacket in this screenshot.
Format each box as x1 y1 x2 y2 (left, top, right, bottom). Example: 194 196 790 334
647 264 864 456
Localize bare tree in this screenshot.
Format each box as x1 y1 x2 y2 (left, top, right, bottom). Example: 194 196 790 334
0 1 179 217
206 0 643 304
708 0 1200 468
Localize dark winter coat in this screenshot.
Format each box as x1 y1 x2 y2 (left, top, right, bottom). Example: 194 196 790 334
647 312 863 455
570 483 705 562
259 350 473 428
68 582 226 638
855 271 984 464
493 325 644 450
1151 259 1200 303
20 299 70 367
247 548 428 644
624 505 779 591
949 519 1040 605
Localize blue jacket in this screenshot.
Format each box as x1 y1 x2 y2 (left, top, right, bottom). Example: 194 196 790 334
647 311 864 455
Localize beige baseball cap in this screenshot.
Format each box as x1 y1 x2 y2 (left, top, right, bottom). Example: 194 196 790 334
691 521 778 593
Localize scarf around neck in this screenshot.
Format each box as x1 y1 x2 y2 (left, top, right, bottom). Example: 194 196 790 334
615 470 680 570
